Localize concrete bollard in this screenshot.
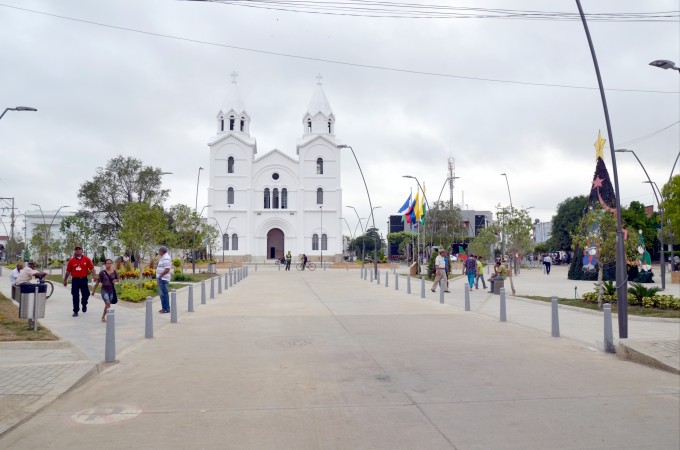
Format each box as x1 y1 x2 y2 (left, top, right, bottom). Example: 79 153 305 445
0 266 2 276
218 275 222 294
420 276 425 299
229 271 233 287
377 270 381 285
464 284 470 311
395 273 398 290
170 289 177 323
407 275 411 294
346 263 348 271
278 263 281 271
369 269 373 282
201 280 206 305
210 275 215 299
551 296 560 337
385 270 389 287
439 279 445 304
224 272 228 290
145 297 153 338
603 303 615 353
188 285 194 312
61 265 65 277
359 267 363 279
499 287 507 322
255 263 258 271
104 309 116 362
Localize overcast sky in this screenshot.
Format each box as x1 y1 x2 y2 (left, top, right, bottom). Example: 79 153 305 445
1 0 678 239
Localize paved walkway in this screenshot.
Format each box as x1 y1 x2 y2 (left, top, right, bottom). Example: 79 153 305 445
0 265 678 448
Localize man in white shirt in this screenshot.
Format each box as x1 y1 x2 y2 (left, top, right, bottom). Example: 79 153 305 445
15 261 47 285
543 254 552 275
431 249 449 293
156 246 172 313
9 261 24 286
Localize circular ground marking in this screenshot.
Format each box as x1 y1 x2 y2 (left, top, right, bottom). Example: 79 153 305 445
280 338 313 347
71 405 142 425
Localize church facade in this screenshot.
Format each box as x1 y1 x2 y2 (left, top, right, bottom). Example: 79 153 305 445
206 77 343 263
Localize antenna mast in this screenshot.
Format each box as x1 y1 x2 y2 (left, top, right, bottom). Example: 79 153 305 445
447 157 456 209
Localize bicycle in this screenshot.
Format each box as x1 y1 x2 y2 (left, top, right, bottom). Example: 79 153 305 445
296 262 316 271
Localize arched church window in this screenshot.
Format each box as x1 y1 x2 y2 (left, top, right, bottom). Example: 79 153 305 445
264 188 270 209
328 120 332 133
228 157 234 174
281 188 288 209
220 117 224 132
312 234 319 251
232 234 238 251
316 188 323 205
321 234 328 251
240 117 245 132
273 188 279 209
227 187 234 205
223 233 229 251
307 119 312 133
316 158 323 175
229 116 235 131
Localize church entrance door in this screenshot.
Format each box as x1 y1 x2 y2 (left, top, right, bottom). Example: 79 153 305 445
266 228 284 260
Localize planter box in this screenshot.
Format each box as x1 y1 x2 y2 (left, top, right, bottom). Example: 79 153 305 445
672 271 680 284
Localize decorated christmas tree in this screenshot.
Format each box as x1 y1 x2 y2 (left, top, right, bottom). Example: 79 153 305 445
568 132 617 281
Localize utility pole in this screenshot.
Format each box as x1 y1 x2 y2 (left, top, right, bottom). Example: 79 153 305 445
0 197 16 262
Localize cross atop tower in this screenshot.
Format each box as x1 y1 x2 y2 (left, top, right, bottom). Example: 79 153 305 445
230 71 239 84
316 73 323 85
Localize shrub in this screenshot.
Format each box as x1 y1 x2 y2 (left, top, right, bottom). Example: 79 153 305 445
628 283 661 305
172 273 196 282
594 280 616 296
172 258 182 268
633 270 654 283
119 285 155 302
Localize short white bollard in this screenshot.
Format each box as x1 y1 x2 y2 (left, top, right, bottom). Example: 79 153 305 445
229 271 233 287
201 281 206 305
551 296 560 337
603 303 615 353
407 275 411 294
464 284 470 311
145 297 153 338
439 278 445 304
377 270 381 285
420 276 425 299
210 276 215 298
385 270 389 288
218 275 222 294
170 289 177 323
394 273 398 290
224 272 228 290
370 269 373 282
104 309 116 362
499 287 507 322
188 285 194 312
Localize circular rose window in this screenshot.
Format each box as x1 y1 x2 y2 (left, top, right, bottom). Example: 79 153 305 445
272 173 279 180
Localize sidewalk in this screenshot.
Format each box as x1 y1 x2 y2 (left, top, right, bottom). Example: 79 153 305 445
0 265 678 448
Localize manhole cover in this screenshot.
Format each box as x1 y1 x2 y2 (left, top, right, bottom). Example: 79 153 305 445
71 405 142 425
280 339 313 347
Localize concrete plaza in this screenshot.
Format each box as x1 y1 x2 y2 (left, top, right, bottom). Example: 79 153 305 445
0 264 678 449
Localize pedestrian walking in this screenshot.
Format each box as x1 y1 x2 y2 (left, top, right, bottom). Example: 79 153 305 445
285 251 292 271
156 246 172 313
475 256 487 290
63 246 95 317
543 254 552 275
91 258 119 322
464 254 478 290
431 249 449 293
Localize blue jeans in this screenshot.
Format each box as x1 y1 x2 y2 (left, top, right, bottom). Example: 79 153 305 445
475 273 487 289
158 279 170 311
466 273 475 288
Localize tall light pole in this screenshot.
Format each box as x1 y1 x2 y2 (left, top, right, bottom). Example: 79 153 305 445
319 205 323 266
337 144 379 277
191 204 212 273
649 59 680 73
192 167 204 273
616 149 667 289
0 106 37 121
500 173 514 271
575 0 628 338
346 205 365 264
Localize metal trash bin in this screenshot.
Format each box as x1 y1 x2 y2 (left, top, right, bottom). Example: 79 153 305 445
19 284 47 319
208 262 216 274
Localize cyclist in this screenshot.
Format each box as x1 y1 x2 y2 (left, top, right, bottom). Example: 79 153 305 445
301 254 308 270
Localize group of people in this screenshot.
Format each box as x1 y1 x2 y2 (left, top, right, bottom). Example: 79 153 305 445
430 250 507 294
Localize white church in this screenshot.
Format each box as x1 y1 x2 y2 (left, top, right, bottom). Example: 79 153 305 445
206 76 343 263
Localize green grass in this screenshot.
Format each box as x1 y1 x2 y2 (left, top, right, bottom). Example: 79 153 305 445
0 292 58 341
521 295 680 319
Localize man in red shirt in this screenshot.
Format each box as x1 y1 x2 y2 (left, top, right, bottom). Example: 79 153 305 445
63 245 96 317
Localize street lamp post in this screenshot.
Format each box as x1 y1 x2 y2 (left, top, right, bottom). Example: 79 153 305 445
192 167 204 273
616 149 669 289
346 206 365 264
500 173 514 272
191 204 212 273
367 206 382 268
649 60 680 73
0 106 37 121
575 0 628 338
337 144 379 277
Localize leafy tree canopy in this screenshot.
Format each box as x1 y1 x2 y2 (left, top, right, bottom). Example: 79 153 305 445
78 156 169 239
467 226 499 259
118 202 168 263
662 174 680 240
549 195 588 251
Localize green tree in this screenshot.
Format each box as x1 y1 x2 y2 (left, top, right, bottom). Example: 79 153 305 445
572 205 637 306
351 227 384 259
662 174 680 239
200 223 220 260
386 231 416 258
59 213 96 256
167 204 200 258
549 195 589 251
78 156 169 240
29 224 50 267
118 203 168 268
467 226 499 261
428 201 466 246
621 201 658 251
